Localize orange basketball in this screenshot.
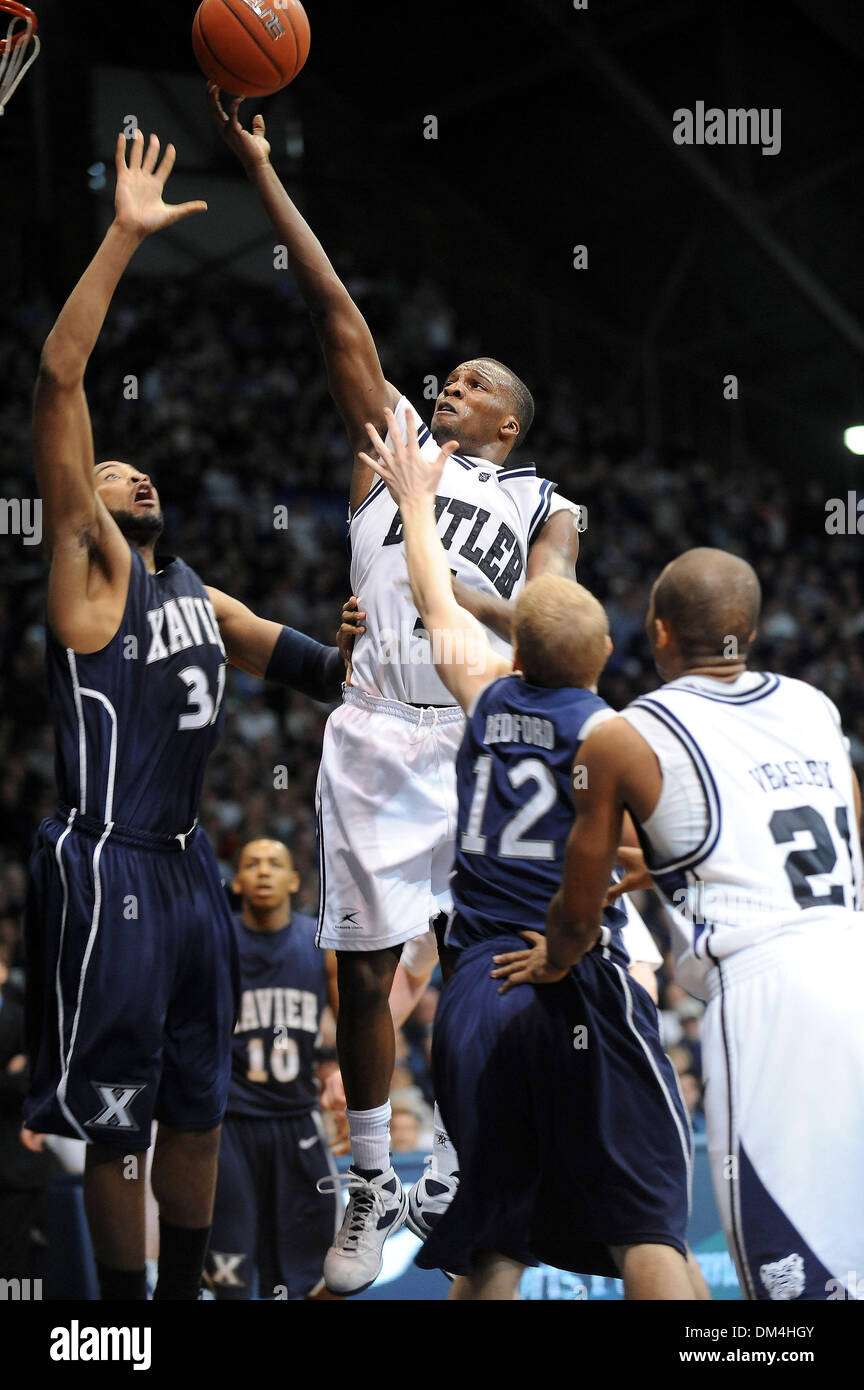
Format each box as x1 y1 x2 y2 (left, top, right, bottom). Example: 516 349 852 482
192 0 311 97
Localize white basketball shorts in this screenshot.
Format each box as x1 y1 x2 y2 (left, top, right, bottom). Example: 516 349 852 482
702 923 864 1300
315 686 465 952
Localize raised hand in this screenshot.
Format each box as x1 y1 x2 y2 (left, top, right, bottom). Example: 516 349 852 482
207 82 271 171
359 409 457 506
113 130 207 240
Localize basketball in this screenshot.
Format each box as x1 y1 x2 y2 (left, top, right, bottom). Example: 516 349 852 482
192 0 310 98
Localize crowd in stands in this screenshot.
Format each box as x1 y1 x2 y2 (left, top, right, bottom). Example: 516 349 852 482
2 270 862 1143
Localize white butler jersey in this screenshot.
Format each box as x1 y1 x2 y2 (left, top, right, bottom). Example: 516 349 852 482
621 671 863 999
348 396 582 706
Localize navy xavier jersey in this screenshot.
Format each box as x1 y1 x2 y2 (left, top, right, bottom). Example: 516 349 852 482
46 549 227 837
449 676 626 948
228 912 328 1119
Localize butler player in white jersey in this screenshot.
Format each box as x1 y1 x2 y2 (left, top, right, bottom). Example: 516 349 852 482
210 90 583 1295
499 549 864 1301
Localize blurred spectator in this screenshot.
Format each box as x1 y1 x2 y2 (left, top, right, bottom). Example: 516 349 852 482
389 1106 422 1154
679 1072 707 1136
0 943 61 1280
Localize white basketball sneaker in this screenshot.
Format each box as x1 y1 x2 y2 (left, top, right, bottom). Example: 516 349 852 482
406 1155 460 1240
318 1166 408 1296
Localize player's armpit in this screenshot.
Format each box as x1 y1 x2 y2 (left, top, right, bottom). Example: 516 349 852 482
526 508 581 581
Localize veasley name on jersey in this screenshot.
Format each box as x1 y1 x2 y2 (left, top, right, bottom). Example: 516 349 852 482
485 712 556 750
235 987 319 1035
383 495 524 600
145 596 225 665
748 758 835 793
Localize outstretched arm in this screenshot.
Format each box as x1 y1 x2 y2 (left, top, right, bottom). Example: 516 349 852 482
360 410 512 711
208 87 399 512
207 587 344 699
36 131 207 648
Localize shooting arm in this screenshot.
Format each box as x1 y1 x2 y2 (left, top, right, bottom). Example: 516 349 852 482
209 91 399 503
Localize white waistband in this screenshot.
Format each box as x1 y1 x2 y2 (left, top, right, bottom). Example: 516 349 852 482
704 924 857 999
342 683 465 727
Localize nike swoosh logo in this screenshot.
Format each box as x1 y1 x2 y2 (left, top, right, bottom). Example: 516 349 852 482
299 1135 318 1150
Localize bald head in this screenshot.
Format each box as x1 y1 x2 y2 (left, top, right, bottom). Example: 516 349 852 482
651 549 761 666
514 576 609 689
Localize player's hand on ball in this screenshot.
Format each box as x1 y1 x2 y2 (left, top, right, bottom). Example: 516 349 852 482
207 83 271 170
491 931 568 994
605 846 652 904
359 409 458 505
113 130 208 240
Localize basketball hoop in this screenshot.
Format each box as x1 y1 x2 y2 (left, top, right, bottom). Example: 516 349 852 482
0 1 40 115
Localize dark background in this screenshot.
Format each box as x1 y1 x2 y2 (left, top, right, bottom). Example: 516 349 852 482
3 0 864 482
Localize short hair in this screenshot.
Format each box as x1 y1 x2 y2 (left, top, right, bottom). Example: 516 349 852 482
236 838 293 870
478 358 535 440
652 549 761 663
513 575 609 689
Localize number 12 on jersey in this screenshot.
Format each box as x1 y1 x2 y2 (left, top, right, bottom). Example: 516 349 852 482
461 754 557 861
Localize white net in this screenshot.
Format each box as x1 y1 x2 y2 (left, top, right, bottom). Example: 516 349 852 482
0 5 40 116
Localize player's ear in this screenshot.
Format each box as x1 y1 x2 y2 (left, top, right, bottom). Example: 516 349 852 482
651 617 670 649
499 414 519 442
231 873 242 895
289 871 300 895
605 635 613 656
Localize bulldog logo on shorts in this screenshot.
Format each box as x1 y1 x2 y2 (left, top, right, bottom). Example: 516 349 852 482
759 1252 805 1300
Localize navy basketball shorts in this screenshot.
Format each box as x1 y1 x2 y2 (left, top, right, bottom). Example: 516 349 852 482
417 932 692 1279
24 813 239 1149
207 1111 340 1300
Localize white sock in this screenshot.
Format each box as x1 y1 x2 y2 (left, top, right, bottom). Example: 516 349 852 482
431 1103 460 1177
347 1102 391 1174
